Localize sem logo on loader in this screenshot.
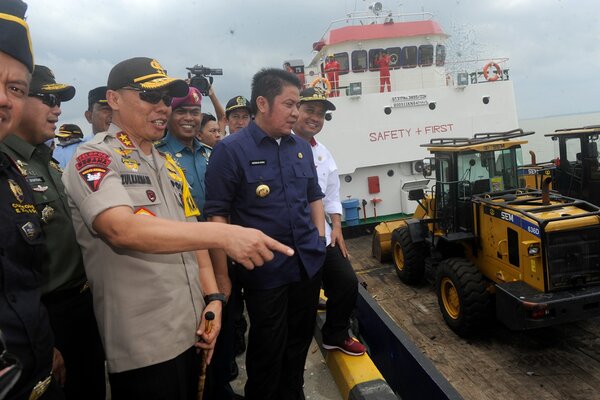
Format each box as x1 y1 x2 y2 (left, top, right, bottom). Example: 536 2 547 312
483 206 540 238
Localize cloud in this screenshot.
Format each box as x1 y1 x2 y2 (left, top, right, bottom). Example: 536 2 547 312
22 0 600 132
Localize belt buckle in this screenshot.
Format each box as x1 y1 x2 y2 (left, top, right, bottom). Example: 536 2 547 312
28 374 51 400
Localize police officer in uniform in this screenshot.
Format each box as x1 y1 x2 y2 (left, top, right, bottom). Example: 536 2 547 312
0 66 106 399
61 57 293 400
0 1 64 399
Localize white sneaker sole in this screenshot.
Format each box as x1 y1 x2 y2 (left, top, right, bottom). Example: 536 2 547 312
322 343 365 356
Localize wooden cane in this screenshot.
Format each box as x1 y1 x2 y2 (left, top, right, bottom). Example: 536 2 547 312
197 311 215 400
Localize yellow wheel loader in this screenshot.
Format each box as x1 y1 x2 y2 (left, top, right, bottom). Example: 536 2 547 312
380 129 600 337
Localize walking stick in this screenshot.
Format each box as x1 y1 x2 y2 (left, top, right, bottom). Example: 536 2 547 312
197 311 215 400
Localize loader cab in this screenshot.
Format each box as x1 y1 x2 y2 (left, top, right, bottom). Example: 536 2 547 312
428 132 526 235
547 126 600 204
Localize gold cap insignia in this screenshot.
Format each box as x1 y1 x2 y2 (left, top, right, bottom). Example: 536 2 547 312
150 59 166 75
256 184 270 198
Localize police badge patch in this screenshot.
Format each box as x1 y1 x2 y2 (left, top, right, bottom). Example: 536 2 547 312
79 167 109 191
75 151 111 170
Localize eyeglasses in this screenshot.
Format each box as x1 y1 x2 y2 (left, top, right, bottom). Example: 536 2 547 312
29 93 61 108
122 87 172 106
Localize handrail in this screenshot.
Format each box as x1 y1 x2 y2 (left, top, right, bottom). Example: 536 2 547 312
316 12 434 43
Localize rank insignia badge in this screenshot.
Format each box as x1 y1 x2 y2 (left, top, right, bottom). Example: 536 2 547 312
8 179 24 203
41 205 55 224
116 132 135 148
122 157 140 172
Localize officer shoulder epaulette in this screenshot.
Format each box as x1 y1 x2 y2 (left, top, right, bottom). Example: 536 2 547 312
6 154 27 176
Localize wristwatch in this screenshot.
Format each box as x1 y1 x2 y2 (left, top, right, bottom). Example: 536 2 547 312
204 293 227 306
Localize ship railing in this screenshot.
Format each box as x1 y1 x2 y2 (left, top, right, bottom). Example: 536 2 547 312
316 11 434 42
444 57 510 84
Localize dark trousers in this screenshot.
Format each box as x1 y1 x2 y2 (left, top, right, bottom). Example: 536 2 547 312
42 288 105 400
322 245 359 345
243 269 322 400
202 270 239 400
109 346 201 400
231 268 248 355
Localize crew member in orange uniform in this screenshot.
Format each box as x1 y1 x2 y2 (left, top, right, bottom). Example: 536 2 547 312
375 51 391 92
324 54 341 97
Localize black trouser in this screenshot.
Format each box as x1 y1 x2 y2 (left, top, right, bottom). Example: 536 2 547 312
202 266 240 400
42 287 105 400
231 267 248 356
321 245 359 345
243 269 322 400
108 346 201 400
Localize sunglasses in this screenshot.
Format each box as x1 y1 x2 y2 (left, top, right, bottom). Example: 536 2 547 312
29 93 61 108
122 87 172 106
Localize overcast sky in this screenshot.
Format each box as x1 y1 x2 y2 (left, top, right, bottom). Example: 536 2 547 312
25 0 599 134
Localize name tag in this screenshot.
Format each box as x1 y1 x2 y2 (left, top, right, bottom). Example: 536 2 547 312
250 160 266 166
26 176 45 184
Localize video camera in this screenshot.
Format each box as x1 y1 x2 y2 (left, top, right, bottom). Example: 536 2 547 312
186 65 223 96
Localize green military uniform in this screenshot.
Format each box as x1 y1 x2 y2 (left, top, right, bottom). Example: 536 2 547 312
0 135 86 293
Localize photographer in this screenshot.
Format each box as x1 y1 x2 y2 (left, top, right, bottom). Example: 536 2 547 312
187 65 227 138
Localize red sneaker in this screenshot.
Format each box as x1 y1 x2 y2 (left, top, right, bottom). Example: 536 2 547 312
323 337 366 356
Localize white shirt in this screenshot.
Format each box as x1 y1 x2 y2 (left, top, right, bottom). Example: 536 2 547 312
311 138 343 245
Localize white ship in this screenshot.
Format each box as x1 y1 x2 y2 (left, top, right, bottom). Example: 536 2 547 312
285 3 519 221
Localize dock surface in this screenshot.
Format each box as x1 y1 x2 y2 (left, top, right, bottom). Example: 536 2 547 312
346 235 600 400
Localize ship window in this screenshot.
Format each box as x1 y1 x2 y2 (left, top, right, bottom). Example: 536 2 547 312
334 52 349 75
385 47 401 70
419 45 434 67
436 45 446 66
401 46 417 68
351 50 368 72
368 48 384 71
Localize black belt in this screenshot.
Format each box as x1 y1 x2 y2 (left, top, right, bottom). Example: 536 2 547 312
41 281 89 304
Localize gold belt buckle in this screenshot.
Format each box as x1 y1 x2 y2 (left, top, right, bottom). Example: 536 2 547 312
28 374 51 400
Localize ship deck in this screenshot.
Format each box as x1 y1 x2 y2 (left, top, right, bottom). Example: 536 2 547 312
346 235 600 400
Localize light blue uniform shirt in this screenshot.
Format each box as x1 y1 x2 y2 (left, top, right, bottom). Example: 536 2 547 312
53 138 86 169
155 132 210 219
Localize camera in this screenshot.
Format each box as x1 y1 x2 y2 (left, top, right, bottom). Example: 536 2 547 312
186 65 223 96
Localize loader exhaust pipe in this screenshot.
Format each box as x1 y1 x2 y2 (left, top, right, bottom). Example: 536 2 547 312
529 150 537 166
542 177 552 205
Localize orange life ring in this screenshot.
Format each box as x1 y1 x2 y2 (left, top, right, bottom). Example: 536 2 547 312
310 77 332 95
483 62 502 81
